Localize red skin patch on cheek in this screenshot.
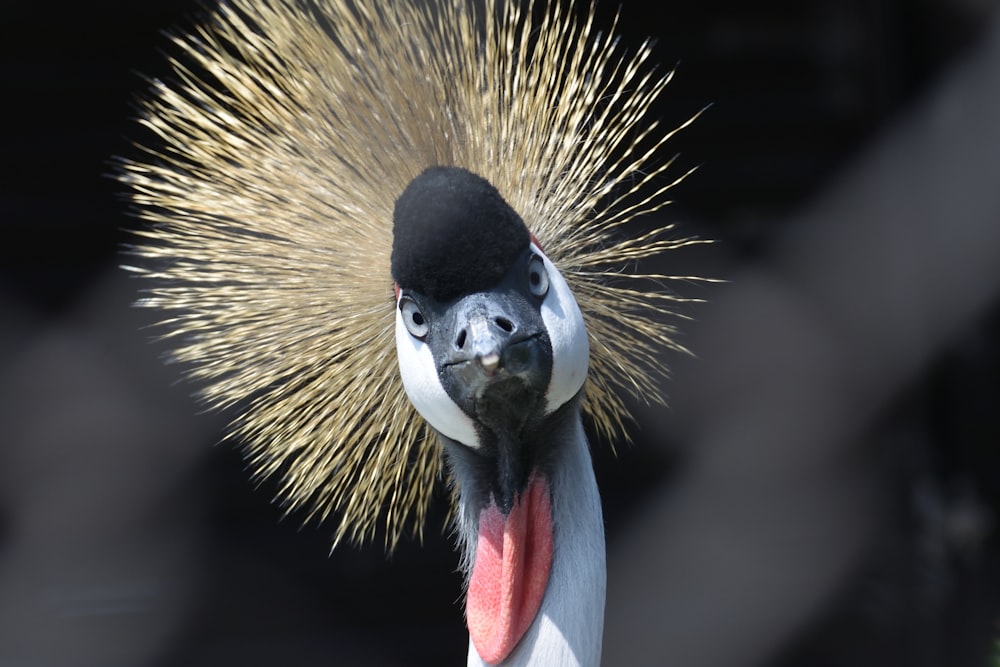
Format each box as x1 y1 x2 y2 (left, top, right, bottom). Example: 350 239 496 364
466 476 554 665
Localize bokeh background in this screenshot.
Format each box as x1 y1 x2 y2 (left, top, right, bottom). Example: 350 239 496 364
2 1 999 665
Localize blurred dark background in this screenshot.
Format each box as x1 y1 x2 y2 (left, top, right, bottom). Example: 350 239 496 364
2 1 999 665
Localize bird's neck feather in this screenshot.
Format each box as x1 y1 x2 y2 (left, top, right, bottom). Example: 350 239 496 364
445 403 606 667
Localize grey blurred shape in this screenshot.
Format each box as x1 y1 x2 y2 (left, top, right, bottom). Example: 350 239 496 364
0 272 211 667
604 9 1000 667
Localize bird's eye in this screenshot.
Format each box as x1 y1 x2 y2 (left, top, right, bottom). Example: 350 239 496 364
399 296 429 340
527 254 549 298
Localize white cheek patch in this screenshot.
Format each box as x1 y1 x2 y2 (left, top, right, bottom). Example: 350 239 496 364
395 309 481 448
534 246 589 414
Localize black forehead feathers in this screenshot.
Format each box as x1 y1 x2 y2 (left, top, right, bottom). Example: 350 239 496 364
391 166 530 302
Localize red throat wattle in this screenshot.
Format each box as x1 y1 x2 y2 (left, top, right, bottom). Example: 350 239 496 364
466 475 554 664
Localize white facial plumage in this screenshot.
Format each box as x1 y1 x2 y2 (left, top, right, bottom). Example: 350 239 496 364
533 244 590 414
393 244 589 446
395 307 482 448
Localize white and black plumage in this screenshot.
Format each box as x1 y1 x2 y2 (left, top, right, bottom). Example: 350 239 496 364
392 166 603 664
120 0 707 664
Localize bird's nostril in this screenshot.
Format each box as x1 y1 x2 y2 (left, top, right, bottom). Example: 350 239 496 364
455 329 467 349
495 317 514 333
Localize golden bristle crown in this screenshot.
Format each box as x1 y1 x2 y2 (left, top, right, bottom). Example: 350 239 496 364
121 0 708 549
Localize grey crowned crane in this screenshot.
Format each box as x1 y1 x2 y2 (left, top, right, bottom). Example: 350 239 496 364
121 0 706 664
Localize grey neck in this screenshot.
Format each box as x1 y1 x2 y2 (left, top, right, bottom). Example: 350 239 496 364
445 407 606 667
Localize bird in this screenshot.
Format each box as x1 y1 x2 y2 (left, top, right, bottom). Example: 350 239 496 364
119 0 707 664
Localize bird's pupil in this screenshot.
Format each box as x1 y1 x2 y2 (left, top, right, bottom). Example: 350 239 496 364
530 272 540 285
412 312 425 326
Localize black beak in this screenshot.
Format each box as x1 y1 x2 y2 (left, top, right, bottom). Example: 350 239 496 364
446 292 542 375
435 291 552 513
439 292 551 416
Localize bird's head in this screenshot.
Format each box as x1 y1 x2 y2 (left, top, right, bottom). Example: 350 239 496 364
391 165 590 662
392 166 589 472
